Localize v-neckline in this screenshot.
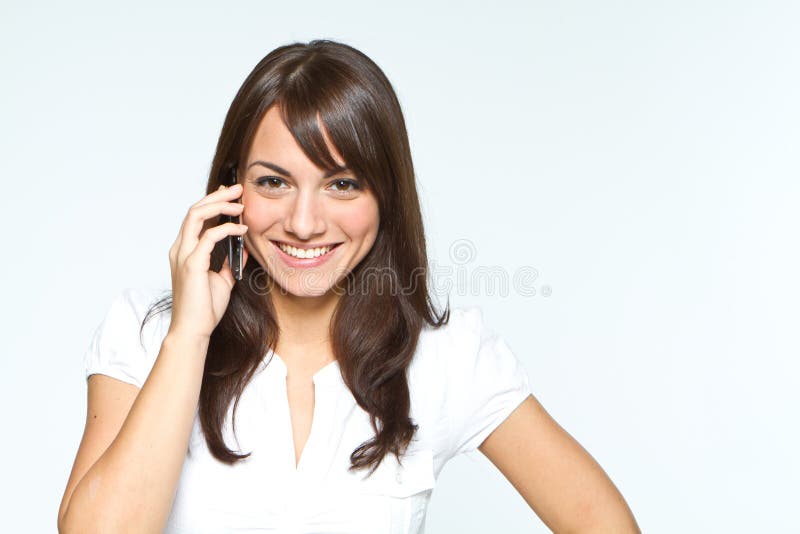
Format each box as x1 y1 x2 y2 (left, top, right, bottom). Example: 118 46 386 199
269 351 340 472
270 350 339 385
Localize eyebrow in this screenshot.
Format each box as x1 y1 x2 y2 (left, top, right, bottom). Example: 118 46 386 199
246 160 350 179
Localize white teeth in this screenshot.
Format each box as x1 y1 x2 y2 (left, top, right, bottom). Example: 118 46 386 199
277 242 334 259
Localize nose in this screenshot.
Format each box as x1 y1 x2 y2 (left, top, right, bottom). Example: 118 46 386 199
283 188 327 240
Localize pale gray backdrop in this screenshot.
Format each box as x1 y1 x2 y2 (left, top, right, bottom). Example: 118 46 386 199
2 0 798 532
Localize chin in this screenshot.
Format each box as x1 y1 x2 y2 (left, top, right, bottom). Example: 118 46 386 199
281 286 338 299
266 277 337 298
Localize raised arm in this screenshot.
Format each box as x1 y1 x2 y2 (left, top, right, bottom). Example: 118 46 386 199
59 182 250 532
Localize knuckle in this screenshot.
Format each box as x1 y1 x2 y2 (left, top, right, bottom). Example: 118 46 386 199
203 225 221 239
179 260 195 275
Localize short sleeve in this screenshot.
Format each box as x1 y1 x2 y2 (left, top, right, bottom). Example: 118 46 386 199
443 307 532 458
83 288 170 388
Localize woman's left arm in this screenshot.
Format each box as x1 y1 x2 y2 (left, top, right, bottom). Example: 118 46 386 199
478 394 641 533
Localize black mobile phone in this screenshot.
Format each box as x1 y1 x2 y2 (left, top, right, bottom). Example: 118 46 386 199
221 164 243 281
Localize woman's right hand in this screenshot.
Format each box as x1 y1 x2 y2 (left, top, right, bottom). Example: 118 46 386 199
167 183 250 340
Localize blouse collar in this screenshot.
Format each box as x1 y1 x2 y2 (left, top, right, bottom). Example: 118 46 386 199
259 348 342 389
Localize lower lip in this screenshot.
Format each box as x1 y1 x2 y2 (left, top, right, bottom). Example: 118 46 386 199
271 241 341 268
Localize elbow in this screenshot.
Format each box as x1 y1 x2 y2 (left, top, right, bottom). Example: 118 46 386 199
567 506 641 534
57 508 71 534
58 509 108 534
57 497 72 533
550 492 640 534
576 521 641 534
574 521 641 534
58 504 84 534
58 499 106 534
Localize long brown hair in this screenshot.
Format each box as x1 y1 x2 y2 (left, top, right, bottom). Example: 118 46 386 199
141 39 449 476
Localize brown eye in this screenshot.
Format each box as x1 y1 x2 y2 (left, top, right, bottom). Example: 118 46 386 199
256 177 287 189
330 179 360 193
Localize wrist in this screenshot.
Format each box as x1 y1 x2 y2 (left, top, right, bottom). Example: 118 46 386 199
164 328 212 349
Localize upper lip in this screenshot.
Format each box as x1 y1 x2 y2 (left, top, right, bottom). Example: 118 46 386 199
271 239 342 250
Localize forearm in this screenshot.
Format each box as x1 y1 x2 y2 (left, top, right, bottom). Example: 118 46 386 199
60 332 209 534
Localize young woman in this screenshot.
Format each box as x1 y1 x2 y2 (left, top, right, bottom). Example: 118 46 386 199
58 39 640 533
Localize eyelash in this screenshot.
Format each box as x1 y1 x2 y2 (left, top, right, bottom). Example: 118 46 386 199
255 177 361 194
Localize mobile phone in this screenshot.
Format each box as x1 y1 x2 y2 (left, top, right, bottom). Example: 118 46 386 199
221 163 243 281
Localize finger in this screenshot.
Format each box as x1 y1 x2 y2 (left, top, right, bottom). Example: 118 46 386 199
177 201 245 264
194 183 243 209
184 222 248 274
174 184 243 249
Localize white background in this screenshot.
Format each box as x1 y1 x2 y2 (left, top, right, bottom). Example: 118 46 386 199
2 1 799 532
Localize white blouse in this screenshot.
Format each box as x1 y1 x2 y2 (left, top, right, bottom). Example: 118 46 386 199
83 288 532 534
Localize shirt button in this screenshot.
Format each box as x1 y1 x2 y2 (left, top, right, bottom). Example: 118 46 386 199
395 471 403 483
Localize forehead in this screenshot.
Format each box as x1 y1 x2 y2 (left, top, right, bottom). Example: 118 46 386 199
247 105 346 168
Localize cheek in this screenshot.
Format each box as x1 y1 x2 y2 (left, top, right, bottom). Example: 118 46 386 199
241 197 277 229
337 200 380 238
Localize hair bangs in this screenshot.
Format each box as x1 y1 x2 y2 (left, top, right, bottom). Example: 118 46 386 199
277 81 378 194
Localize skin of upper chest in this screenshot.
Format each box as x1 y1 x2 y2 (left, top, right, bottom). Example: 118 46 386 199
285 372 317 467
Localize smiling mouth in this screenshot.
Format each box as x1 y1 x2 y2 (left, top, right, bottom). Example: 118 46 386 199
270 240 342 260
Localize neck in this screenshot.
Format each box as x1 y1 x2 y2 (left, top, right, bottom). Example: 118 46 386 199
269 285 340 370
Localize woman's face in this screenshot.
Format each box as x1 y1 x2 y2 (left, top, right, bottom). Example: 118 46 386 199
240 105 380 299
